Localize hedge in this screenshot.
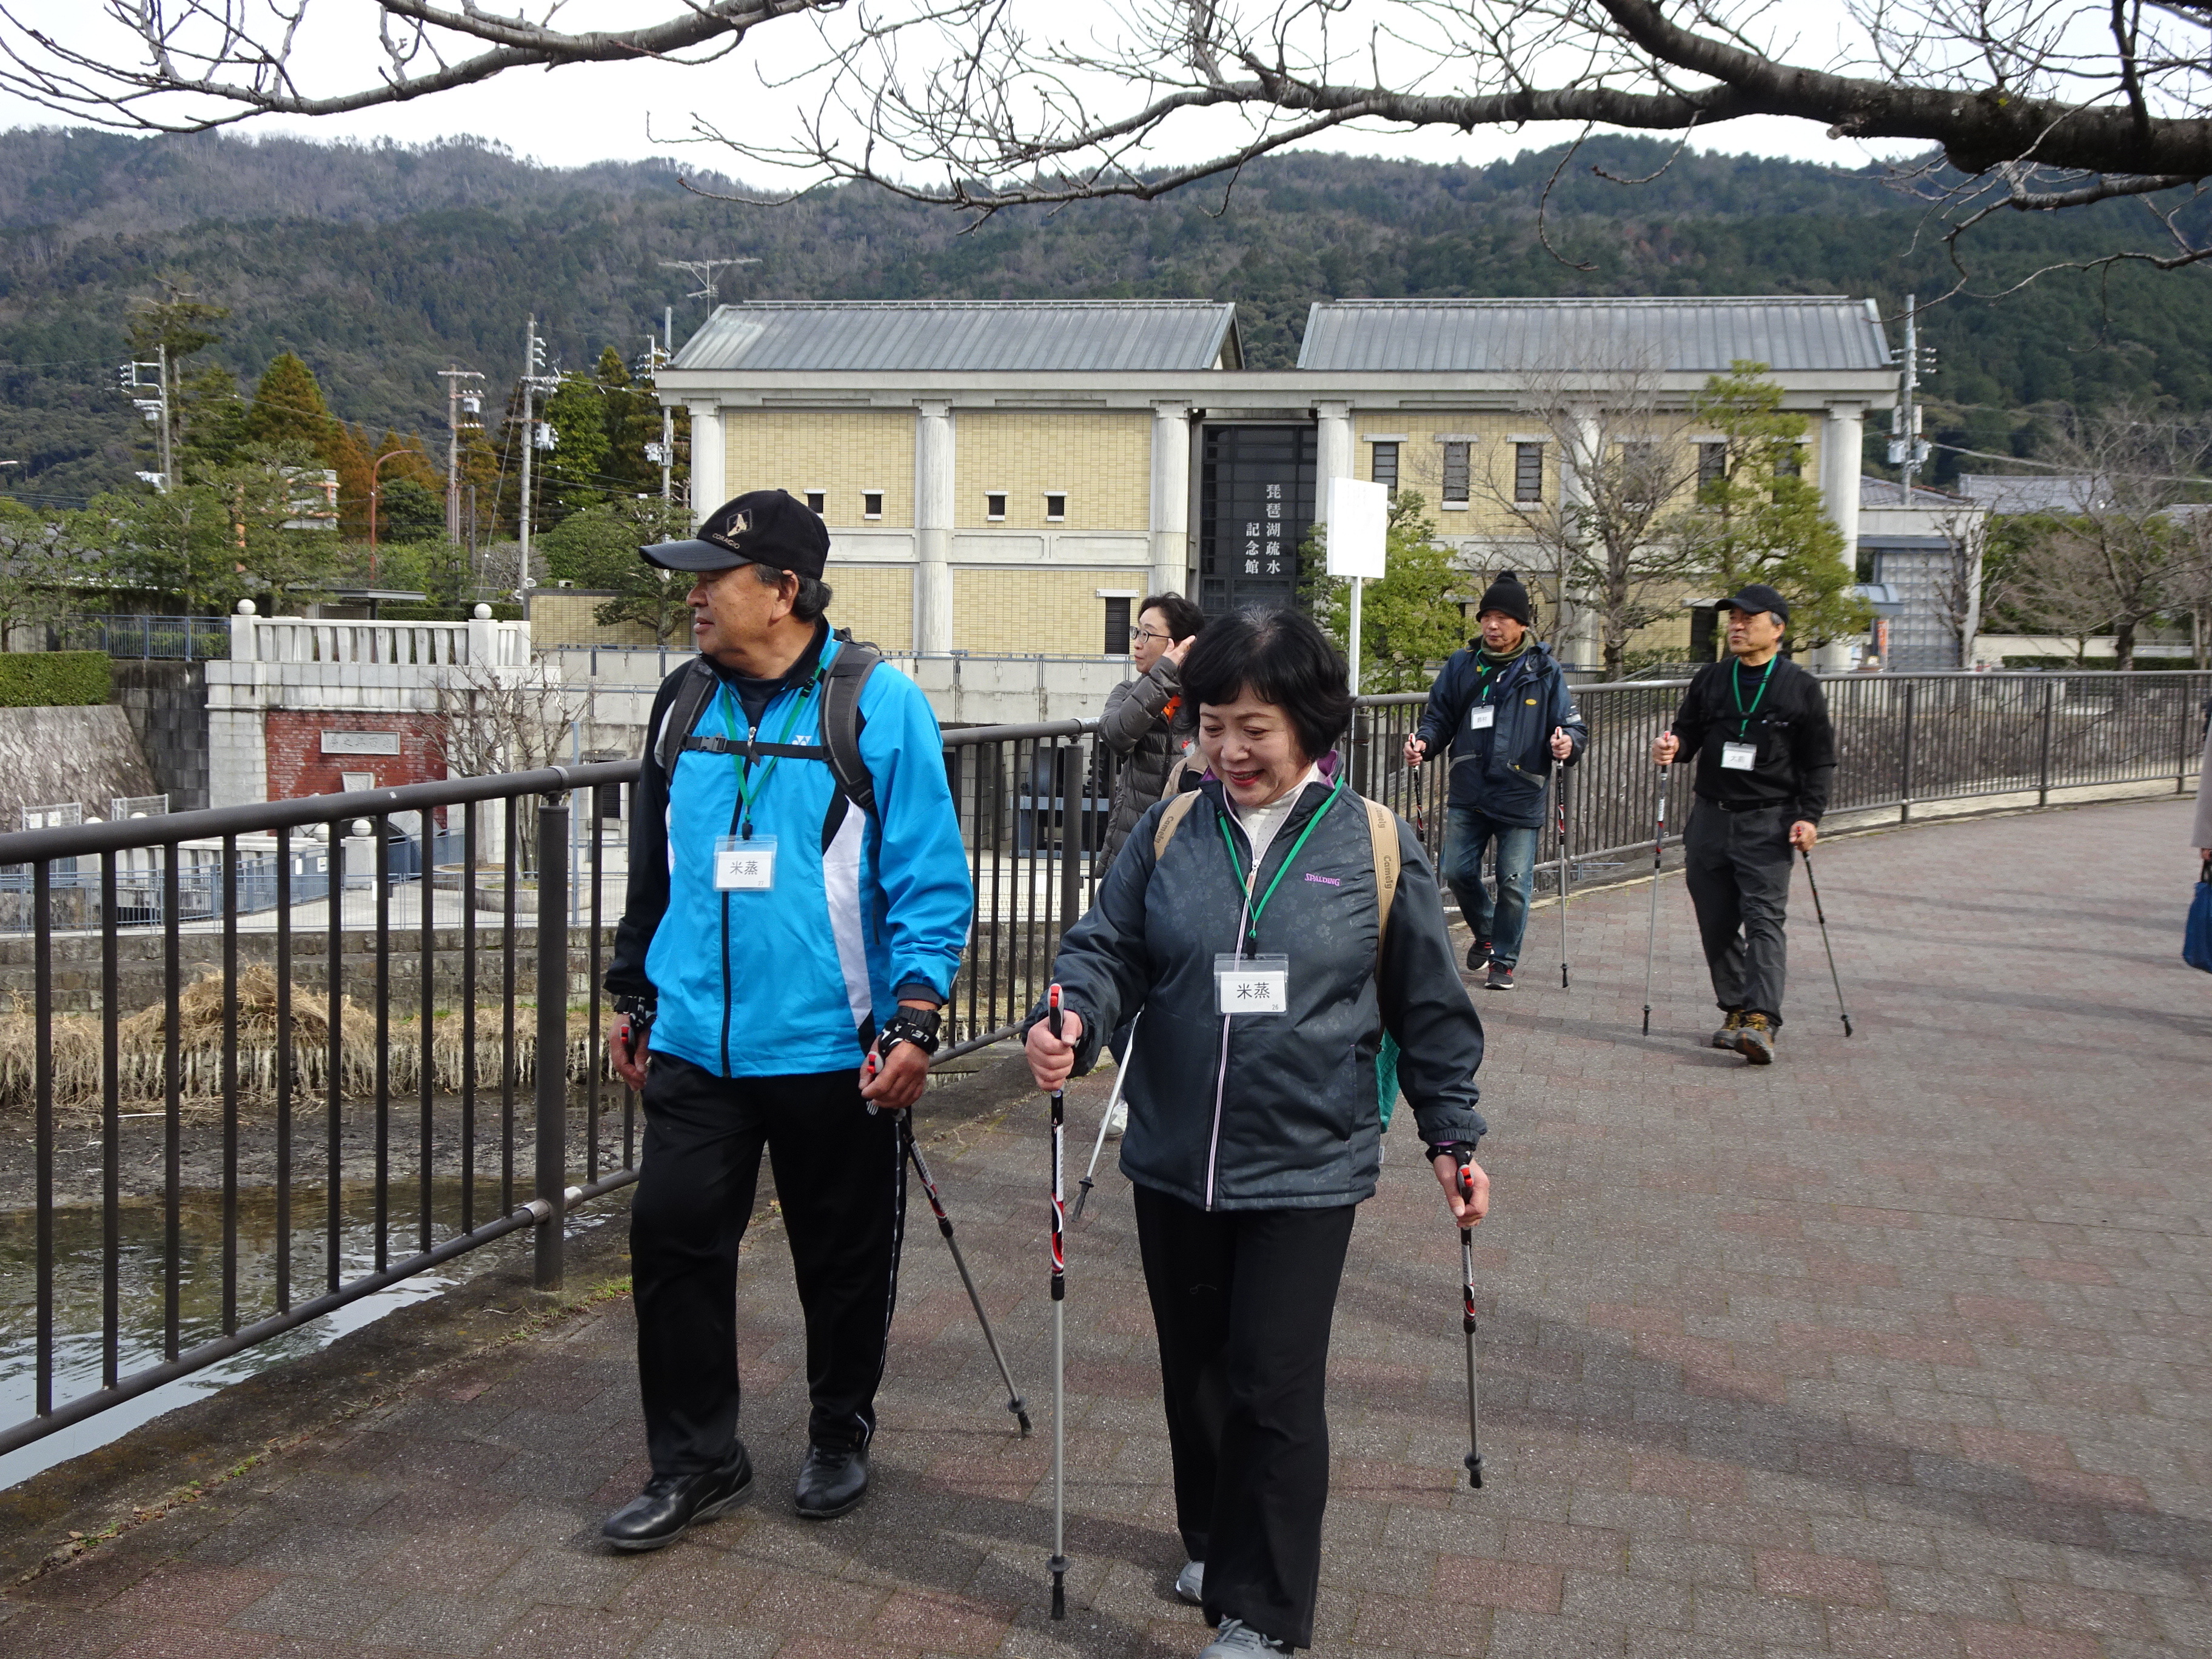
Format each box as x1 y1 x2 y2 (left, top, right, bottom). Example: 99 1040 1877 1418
0 651 112 708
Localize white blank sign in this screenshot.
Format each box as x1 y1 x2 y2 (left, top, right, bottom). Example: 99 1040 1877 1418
1324 477 1389 580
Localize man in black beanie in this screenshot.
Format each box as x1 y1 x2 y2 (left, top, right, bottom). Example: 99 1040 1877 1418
1405 570 1586 990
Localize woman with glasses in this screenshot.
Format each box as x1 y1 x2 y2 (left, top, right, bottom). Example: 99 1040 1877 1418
1098 592 1207 879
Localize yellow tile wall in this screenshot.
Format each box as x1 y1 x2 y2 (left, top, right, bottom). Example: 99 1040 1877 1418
954 411 1151 531
951 568 1134 655
825 565 914 651
723 409 916 529
527 590 658 648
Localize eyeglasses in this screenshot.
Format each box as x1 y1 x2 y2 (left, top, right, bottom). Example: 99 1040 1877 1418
1130 628 1173 646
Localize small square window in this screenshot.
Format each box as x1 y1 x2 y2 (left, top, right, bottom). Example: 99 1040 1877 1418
986 492 1008 521
1441 441 1470 508
1045 493 1067 521
1104 596 1131 655
862 491 883 519
805 490 825 515
1514 443 1544 504
1370 443 1399 500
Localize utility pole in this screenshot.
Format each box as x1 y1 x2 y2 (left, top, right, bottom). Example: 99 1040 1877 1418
439 365 484 543
638 307 677 504
516 316 556 599
118 351 172 492
1888 293 1932 504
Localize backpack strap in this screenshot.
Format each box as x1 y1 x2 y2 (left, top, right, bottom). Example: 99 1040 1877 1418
652 657 720 778
819 641 883 815
1151 789 1204 860
1362 796 1400 964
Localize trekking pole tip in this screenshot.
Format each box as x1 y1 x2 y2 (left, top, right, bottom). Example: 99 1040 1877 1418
1050 1560 1067 1620
1071 1176 1094 1223
1464 1450 1485 1490
1011 1398 1032 1435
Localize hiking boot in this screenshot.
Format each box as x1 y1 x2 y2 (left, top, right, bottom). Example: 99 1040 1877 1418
1199 1619 1293 1657
1735 1013 1775 1065
1174 1560 1205 1606
1484 962 1515 992
602 1444 754 1550
1466 938 1493 973
1710 1010 1744 1050
794 1442 869 1519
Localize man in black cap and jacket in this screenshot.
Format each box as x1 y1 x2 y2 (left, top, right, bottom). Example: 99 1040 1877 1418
1651 584 1835 1063
1405 570 1585 991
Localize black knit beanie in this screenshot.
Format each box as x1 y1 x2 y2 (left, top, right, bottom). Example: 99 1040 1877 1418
1476 569 1533 627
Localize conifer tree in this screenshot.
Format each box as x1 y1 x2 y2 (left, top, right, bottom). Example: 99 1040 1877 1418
1302 492 1470 691
243 352 340 459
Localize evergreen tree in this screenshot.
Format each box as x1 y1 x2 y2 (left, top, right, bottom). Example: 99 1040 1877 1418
537 370 612 525
1661 362 1869 651
1301 492 1468 691
243 352 340 458
538 497 693 645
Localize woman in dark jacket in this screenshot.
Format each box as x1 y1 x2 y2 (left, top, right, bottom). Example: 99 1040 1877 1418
1096 592 1206 877
1027 607 1490 1658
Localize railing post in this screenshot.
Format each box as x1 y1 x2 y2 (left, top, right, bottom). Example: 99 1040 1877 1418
534 788 571 1290
2036 677 2057 807
1898 680 1916 824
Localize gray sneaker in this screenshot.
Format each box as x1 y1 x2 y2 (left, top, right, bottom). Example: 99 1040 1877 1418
1175 1560 1205 1605
1201 1619 1292 1657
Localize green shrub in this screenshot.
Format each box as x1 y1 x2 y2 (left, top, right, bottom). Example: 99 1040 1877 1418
0 651 112 708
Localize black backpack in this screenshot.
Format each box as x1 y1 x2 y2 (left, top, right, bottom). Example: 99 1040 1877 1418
651 638 883 815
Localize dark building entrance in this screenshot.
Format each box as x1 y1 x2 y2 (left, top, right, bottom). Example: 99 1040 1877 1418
1199 424 1316 617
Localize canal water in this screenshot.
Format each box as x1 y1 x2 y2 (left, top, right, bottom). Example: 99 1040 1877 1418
0 1178 618 1492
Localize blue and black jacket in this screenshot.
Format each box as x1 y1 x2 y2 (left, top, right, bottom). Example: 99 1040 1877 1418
606 625 974 1078
1413 638 1587 827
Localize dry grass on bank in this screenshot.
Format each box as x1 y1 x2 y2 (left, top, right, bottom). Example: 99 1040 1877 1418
0 967 609 1125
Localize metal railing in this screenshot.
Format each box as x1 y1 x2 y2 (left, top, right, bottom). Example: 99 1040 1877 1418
46 614 233 662
0 669 2204 1463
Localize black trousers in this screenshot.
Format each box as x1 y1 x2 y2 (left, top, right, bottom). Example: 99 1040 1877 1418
630 1054 905 1474
1683 798 1794 1026
1133 1184 1357 1651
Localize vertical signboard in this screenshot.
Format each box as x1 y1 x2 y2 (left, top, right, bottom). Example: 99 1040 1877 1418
1199 425 1317 617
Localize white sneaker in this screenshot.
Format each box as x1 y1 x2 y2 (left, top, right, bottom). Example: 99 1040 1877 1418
1105 1100 1128 1137
1175 1559 1204 1605
1200 1619 1292 1656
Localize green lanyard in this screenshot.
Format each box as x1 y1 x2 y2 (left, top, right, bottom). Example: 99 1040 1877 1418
719 675 817 839
1217 776 1346 947
1731 657 1776 739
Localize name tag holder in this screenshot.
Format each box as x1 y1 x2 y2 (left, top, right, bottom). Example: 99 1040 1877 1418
1720 741 1758 771
1215 953 1289 1015
714 834 778 891
1469 705 1496 730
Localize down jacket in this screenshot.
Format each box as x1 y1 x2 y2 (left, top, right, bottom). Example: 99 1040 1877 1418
1096 658 1195 877
1033 775 1487 1212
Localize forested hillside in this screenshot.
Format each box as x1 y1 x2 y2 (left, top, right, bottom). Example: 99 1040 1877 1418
4 127 2210 503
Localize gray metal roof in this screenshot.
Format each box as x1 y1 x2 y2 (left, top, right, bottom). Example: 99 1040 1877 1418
1296 298 1893 374
673 301 1241 373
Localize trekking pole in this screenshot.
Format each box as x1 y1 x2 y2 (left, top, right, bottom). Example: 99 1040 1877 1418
1799 850 1854 1037
900 1116 1032 1435
1640 766 1669 1036
1070 1015 1137 1224
1045 983 1069 1621
1553 776 1572 990
1457 1161 1485 1490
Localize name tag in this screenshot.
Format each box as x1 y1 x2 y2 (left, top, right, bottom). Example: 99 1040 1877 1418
1215 953 1289 1015
714 834 777 891
1469 705 1496 730
1720 742 1758 771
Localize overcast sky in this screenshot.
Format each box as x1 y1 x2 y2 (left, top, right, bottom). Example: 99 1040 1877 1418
0 0 1915 178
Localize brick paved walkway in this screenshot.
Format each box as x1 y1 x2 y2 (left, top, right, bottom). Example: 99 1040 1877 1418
6 796 2209 1659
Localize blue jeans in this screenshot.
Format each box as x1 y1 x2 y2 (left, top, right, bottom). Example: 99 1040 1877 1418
1443 805 1539 966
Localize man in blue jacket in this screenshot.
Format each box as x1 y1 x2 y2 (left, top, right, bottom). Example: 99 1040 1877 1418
600 490 973 1547
1404 571 1586 991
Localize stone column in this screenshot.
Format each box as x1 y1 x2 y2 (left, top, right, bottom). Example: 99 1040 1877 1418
687 401 725 524
915 400 955 654
1555 410 1604 670
1315 401 1354 501
1820 402 1865 558
1149 403 1191 595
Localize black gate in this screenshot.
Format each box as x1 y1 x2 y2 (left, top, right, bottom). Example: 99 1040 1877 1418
1199 424 1317 615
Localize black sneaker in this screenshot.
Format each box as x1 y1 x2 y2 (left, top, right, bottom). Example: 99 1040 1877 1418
1466 939 1493 973
794 1441 870 1519
1484 962 1515 992
601 1445 753 1550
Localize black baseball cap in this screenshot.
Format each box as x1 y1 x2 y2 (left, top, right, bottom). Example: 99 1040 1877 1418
1720 583 1790 625
640 489 829 580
